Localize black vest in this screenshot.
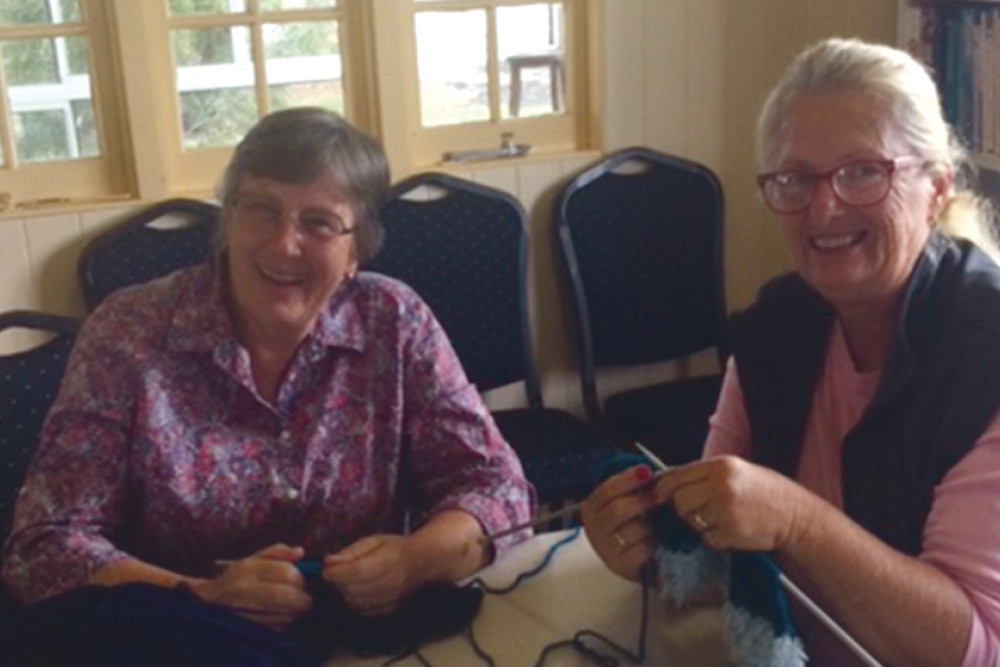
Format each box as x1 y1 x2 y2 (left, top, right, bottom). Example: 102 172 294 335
730 233 1000 555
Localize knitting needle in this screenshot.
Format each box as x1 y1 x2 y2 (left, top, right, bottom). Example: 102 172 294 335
482 447 670 546
479 501 584 545
634 442 883 667
778 574 882 666
633 442 675 474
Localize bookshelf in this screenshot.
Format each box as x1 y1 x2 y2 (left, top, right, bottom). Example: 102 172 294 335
898 1 1000 175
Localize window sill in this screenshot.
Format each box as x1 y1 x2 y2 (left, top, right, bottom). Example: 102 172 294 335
0 147 604 223
0 194 139 222
409 147 602 177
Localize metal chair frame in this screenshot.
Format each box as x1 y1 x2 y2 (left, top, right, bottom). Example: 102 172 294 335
366 172 620 504
0 309 80 619
554 146 728 429
78 198 220 311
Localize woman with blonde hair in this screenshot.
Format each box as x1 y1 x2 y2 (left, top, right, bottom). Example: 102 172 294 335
586 38 1000 666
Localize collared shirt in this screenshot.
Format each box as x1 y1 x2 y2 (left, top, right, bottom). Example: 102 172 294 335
2 265 534 603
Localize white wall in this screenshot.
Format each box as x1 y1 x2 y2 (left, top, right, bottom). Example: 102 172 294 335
0 0 899 415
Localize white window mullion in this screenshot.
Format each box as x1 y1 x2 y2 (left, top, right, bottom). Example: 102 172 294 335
61 102 80 157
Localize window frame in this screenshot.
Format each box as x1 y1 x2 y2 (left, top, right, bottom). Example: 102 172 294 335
144 0 377 196
372 0 592 170
0 0 599 214
0 0 131 209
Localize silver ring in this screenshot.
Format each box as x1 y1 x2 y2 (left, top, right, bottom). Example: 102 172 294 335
692 511 710 532
613 531 628 551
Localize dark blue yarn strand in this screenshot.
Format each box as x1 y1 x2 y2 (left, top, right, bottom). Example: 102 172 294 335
464 624 498 667
465 527 582 595
382 529 583 666
463 524 653 667
381 648 432 667
381 526 649 667
530 561 651 667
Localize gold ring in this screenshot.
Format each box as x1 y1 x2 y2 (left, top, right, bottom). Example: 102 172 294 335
692 511 710 532
613 532 628 551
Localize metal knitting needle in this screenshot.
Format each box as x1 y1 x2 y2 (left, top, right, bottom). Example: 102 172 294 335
482 447 670 546
634 442 882 667
633 442 675 474
479 501 584 545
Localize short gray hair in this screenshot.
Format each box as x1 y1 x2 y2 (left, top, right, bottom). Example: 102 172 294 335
756 38 999 261
218 107 389 262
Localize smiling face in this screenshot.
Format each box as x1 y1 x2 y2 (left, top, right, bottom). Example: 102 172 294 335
772 90 947 311
224 172 359 346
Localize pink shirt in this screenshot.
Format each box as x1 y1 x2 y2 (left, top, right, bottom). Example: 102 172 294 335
2 266 534 603
705 323 1000 666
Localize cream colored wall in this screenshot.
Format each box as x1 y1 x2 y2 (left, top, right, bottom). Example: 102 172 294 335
720 0 898 308
0 0 899 415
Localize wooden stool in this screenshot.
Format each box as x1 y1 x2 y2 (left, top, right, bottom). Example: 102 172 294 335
507 51 565 117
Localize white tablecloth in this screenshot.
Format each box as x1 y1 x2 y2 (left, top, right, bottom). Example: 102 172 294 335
328 530 728 666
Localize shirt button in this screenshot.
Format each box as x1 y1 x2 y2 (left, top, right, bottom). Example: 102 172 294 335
286 489 299 500
280 430 292 444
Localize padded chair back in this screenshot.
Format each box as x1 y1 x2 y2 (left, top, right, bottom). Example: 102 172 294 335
555 147 727 419
0 311 79 550
365 173 542 404
79 198 221 310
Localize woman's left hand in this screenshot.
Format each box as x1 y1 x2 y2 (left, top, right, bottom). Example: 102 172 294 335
652 455 815 552
322 535 421 615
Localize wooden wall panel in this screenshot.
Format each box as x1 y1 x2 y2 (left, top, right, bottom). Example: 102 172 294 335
643 0 687 154
851 0 898 44
602 1 646 150
685 0 725 171
0 221 34 354
516 161 574 412
24 214 85 317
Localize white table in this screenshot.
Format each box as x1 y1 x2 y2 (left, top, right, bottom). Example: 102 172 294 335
329 530 729 666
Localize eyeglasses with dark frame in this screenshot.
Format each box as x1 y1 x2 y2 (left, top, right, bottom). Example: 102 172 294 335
232 193 356 242
756 156 926 214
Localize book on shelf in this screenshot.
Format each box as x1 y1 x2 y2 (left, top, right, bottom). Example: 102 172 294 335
899 1 1000 168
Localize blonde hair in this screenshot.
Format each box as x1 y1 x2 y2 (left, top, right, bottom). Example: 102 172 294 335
756 38 999 262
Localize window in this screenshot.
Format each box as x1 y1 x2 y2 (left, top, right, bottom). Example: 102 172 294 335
0 0 129 207
0 0 594 212
373 0 590 168
415 1 566 126
154 0 375 194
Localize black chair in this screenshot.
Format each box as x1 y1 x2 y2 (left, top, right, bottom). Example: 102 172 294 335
0 310 80 619
554 147 728 466
78 198 221 311
364 173 621 506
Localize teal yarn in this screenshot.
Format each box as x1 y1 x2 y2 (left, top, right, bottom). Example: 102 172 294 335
600 455 807 667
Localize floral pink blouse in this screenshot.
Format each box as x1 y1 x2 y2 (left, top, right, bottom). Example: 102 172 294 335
2 266 534 603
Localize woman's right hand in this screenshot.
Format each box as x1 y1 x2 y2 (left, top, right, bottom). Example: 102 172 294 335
581 465 658 581
190 543 313 631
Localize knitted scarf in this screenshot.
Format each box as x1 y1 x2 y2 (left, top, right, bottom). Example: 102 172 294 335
604 455 807 667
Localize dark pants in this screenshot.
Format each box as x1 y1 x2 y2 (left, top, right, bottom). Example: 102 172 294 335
0 583 319 667
0 581 483 666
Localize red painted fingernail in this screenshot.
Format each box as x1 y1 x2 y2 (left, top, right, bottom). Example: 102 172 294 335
635 466 652 482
